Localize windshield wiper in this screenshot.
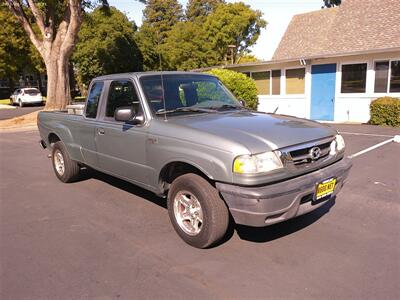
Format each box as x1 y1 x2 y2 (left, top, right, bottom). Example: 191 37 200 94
205 104 246 111
156 107 216 115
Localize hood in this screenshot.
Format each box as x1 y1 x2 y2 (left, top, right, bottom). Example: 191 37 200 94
166 111 337 153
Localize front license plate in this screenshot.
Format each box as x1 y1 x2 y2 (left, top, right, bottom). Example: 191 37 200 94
315 178 337 201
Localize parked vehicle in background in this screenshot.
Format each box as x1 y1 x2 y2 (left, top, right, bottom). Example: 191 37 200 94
37 72 352 248
10 88 43 107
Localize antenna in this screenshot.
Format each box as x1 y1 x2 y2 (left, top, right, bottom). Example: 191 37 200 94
157 31 167 121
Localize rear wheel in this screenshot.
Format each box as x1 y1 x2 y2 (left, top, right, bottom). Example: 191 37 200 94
167 173 229 248
52 141 81 183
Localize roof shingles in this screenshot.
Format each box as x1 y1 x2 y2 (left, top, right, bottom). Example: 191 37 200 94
272 0 400 60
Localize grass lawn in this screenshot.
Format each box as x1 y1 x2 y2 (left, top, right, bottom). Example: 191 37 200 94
0 99 11 105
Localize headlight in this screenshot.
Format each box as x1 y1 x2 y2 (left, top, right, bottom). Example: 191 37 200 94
335 134 345 151
233 151 283 174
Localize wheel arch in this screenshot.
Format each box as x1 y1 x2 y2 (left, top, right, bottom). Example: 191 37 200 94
48 132 61 146
159 160 214 193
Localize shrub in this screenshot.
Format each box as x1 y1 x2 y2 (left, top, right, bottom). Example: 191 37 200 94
369 97 400 127
206 69 259 110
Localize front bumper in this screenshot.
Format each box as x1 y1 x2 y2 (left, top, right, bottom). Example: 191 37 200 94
216 158 352 227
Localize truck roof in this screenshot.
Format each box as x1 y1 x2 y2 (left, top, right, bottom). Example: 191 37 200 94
93 71 214 81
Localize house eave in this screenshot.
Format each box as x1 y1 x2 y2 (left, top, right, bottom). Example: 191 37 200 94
193 47 400 72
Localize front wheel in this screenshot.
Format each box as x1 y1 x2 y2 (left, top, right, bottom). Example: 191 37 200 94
18 99 23 107
167 173 229 248
51 141 81 183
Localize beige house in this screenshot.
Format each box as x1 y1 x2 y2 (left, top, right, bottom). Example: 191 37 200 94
216 0 400 123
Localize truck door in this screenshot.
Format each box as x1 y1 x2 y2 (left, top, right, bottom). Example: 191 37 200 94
79 81 104 167
94 79 150 186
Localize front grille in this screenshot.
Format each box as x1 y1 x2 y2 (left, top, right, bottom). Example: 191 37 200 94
279 137 335 171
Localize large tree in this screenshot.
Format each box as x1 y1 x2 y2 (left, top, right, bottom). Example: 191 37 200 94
136 0 183 70
203 2 266 64
2 1 144 110
186 0 224 22
162 21 215 70
73 7 142 90
3 0 88 109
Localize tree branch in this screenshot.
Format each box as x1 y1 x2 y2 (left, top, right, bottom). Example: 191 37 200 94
60 0 82 57
4 0 43 54
26 0 46 36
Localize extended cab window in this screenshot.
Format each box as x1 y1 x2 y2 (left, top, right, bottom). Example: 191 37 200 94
106 80 141 119
86 81 103 118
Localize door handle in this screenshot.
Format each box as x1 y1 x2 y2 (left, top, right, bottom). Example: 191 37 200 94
97 128 105 135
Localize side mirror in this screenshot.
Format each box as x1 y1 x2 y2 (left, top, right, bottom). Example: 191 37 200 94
114 106 136 122
239 99 246 107
114 106 144 125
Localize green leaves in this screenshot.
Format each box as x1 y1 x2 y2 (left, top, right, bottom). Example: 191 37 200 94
207 69 259 110
186 0 225 22
0 5 42 80
203 2 266 63
72 7 143 86
369 97 400 127
136 0 183 70
136 0 267 71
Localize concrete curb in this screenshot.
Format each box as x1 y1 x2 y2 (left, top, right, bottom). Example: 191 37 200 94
0 104 16 110
0 125 38 133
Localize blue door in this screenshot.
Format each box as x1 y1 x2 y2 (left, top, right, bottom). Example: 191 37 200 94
311 64 336 121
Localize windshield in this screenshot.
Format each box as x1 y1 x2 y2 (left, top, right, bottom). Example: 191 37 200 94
24 88 40 95
140 74 241 115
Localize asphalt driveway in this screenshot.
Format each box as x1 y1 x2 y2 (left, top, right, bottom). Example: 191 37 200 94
0 105 43 120
0 124 399 299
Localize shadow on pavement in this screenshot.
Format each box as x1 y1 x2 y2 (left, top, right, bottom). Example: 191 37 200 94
81 168 335 245
82 169 167 209
235 199 335 243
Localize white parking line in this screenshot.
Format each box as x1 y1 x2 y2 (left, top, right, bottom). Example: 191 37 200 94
340 131 395 138
348 136 399 159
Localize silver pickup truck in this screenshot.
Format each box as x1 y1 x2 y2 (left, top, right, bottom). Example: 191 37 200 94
38 72 352 248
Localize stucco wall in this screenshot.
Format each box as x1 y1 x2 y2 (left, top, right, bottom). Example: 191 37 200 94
228 51 400 123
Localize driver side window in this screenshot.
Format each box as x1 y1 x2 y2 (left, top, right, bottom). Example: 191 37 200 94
106 80 142 119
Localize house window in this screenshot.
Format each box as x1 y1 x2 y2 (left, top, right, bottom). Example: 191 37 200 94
252 71 270 95
390 60 400 93
341 63 367 93
374 60 400 93
271 70 281 95
286 68 305 94
374 61 389 93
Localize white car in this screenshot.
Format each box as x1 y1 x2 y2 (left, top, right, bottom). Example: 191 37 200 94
10 88 44 107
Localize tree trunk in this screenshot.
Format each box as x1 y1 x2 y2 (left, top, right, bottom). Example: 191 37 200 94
44 55 72 110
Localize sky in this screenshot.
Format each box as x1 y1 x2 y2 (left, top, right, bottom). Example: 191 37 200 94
108 0 323 60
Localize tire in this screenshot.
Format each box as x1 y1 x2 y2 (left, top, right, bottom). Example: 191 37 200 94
167 173 229 248
51 141 81 183
18 99 23 107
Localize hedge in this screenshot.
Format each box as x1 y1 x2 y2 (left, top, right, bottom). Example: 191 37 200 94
369 97 400 127
206 69 259 110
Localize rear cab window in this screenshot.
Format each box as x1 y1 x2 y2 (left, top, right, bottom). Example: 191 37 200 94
85 81 104 118
104 80 143 121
